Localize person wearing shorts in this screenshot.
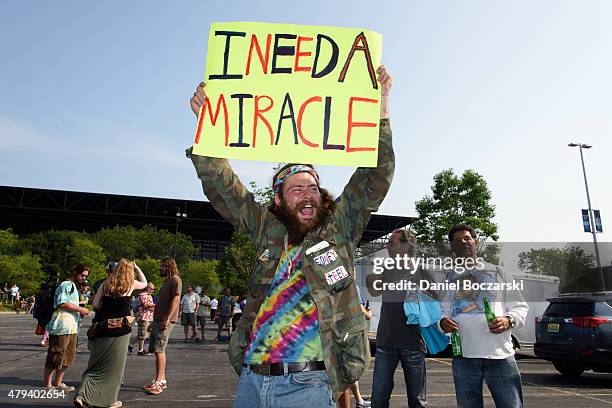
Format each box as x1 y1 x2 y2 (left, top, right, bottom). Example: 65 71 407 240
179 285 200 342
216 288 235 340
148 320 175 353
45 333 78 372
132 282 155 355
196 293 210 341
43 264 91 390
143 257 182 395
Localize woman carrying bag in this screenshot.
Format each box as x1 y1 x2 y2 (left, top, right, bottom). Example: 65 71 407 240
74 259 147 408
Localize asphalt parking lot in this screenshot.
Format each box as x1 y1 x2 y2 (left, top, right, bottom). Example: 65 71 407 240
0 314 611 407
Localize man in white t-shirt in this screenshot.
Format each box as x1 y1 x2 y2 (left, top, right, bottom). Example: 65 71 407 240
179 285 200 342
10 283 19 304
439 224 528 408
209 297 218 321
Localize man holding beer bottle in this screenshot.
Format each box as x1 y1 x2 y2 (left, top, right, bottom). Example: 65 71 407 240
439 224 528 408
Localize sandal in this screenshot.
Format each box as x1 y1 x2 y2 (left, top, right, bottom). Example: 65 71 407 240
147 382 164 395
73 396 92 408
143 380 167 390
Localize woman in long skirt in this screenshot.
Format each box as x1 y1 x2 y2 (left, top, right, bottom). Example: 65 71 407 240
74 260 147 408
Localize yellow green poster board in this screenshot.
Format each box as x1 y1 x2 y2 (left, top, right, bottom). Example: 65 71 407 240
192 22 383 167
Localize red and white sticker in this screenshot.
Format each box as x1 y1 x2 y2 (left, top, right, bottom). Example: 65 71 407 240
324 266 349 285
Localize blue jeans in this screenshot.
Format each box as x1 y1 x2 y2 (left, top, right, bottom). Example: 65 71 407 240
371 347 426 408
452 356 523 408
233 366 335 408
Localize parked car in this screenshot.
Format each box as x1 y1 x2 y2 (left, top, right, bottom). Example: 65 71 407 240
534 292 612 376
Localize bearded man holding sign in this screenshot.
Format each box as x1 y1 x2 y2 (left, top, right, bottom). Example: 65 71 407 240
187 24 394 407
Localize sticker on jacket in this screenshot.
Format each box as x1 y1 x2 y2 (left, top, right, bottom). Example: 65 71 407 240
325 266 349 285
306 240 330 255
258 249 270 262
314 249 338 266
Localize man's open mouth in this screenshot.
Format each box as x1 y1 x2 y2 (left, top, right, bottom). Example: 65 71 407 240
299 203 315 218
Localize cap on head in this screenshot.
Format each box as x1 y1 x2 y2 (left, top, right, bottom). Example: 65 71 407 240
106 261 118 273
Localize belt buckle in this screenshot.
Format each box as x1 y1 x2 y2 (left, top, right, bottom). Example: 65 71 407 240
253 364 270 376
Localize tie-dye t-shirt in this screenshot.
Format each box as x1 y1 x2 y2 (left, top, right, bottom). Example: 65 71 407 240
46 280 81 335
243 244 323 364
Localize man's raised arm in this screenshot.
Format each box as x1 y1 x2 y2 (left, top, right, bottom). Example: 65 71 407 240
336 65 395 243
186 83 263 241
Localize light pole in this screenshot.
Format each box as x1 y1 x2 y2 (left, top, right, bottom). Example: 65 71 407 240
174 207 187 259
568 142 604 288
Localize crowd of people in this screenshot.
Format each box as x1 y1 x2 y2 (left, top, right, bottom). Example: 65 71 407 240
31 256 246 407
0 282 37 312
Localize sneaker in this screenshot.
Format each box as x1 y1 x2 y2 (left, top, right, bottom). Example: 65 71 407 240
195 338 202 343
40 341 48 347
138 350 151 356
55 383 75 392
184 337 189 343
128 345 134 353
356 399 371 408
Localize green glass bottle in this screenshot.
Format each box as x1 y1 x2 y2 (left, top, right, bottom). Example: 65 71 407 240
451 329 462 357
483 297 496 323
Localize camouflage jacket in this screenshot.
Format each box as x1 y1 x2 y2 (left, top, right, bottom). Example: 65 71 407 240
187 119 395 399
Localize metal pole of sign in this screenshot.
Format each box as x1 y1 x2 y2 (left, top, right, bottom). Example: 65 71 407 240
569 142 604 289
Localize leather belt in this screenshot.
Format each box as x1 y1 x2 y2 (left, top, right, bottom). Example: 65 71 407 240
243 361 325 376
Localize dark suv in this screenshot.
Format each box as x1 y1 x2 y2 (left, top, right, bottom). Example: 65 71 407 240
535 292 612 376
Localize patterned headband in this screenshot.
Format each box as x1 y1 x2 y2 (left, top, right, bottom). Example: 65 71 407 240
273 165 320 193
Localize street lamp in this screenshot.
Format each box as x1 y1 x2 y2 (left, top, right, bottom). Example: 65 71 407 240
568 142 604 288
174 207 187 258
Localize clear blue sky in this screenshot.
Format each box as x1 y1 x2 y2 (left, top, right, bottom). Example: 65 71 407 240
1 1 610 245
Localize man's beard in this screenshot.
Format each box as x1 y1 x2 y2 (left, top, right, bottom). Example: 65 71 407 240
276 200 330 244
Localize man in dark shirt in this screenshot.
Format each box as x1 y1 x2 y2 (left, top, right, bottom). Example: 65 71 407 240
366 229 427 408
216 288 236 340
144 257 182 395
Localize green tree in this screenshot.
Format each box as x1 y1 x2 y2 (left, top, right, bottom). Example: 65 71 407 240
67 236 107 284
94 225 194 265
182 259 221 294
248 162 283 206
21 230 76 284
94 226 140 261
0 253 44 296
518 245 598 292
136 225 193 263
0 228 19 255
21 230 110 284
219 231 256 295
518 248 568 276
413 169 498 250
134 256 164 294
